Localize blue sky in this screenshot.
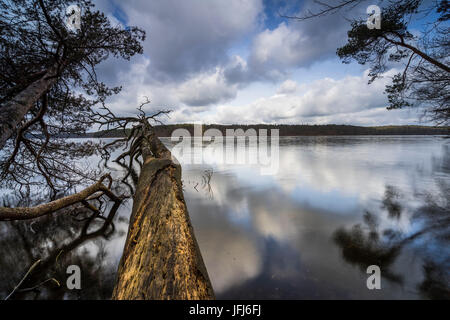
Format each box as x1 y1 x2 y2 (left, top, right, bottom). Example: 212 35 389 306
92 0 434 126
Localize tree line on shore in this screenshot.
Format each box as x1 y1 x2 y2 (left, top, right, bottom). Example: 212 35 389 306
76 124 449 138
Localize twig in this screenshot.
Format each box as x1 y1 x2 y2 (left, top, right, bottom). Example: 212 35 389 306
4 259 42 300
17 278 61 293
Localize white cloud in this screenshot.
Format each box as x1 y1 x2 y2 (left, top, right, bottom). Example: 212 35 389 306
177 68 238 107
93 0 424 126
196 69 420 125
251 23 303 67
247 19 349 78
277 79 299 94
117 0 263 80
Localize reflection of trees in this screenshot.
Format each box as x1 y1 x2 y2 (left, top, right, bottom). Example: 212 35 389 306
419 260 450 300
334 211 404 284
333 183 450 299
0 198 127 299
381 186 402 219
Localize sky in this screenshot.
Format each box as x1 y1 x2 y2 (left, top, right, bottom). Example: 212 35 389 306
91 0 431 126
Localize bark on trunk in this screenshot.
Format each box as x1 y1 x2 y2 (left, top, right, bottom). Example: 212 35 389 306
0 63 60 150
112 127 214 300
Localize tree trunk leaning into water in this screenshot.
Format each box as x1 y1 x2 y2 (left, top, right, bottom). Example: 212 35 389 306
111 117 214 300
0 62 61 150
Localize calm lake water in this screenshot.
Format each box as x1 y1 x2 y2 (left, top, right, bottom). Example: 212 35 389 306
1 136 449 299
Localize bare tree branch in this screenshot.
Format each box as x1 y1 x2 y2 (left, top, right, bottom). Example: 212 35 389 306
0 174 123 221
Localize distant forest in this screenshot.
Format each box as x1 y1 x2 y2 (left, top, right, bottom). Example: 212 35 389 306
73 124 449 138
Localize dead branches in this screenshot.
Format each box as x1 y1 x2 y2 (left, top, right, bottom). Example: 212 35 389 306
279 0 363 21
94 98 172 194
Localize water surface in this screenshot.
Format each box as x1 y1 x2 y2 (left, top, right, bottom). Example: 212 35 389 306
1 136 449 299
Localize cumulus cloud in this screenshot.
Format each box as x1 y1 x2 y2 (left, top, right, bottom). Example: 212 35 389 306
223 55 250 84
251 23 303 67
112 0 263 82
91 0 422 126
102 61 240 114
197 69 420 125
246 0 366 79
96 0 358 85
177 68 238 107
276 79 299 94
92 0 264 114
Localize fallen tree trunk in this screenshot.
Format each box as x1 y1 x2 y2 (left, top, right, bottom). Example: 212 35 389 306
112 123 214 300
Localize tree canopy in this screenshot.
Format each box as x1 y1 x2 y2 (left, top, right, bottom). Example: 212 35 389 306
286 0 450 125
337 0 449 124
0 0 145 199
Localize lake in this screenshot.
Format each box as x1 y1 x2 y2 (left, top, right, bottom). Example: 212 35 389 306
1 135 449 299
